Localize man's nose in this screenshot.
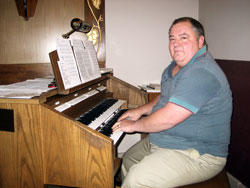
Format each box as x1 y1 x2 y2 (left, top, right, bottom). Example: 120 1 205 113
173 39 181 46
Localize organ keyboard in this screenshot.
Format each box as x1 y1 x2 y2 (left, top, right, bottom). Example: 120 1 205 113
76 98 127 144
50 83 127 145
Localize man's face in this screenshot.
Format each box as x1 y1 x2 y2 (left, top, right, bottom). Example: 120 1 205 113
169 21 204 67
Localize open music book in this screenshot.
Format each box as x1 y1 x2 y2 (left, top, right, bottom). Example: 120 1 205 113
55 38 101 90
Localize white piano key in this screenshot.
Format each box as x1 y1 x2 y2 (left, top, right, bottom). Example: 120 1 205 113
110 131 123 144
88 100 125 130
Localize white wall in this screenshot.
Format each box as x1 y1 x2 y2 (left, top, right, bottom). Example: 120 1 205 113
106 0 199 87
199 0 250 61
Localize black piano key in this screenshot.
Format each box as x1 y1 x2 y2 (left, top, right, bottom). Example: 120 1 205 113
76 98 118 125
99 109 127 137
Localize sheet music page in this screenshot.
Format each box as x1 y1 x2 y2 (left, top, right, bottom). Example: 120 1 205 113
82 40 101 80
56 38 81 89
71 39 95 83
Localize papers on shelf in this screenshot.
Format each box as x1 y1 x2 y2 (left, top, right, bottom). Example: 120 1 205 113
147 83 161 90
0 77 55 99
100 68 113 74
138 84 161 93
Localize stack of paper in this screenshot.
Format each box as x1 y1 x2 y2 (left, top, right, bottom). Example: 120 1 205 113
0 78 55 99
138 84 161 93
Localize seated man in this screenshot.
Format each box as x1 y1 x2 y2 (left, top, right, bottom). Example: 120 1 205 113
113 17 232 188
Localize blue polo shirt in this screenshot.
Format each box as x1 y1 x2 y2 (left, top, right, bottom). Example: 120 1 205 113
149 46 232 157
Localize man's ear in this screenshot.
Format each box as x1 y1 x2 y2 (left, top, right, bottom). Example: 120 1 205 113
198 36 205 48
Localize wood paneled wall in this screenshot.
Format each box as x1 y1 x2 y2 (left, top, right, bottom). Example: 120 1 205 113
216 59 250 188
0 63 53 85
0 0 84 64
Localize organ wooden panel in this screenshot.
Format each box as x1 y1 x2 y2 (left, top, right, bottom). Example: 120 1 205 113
41 103 114 187
0 85 116 188
107 76 148 108
0 100 44 188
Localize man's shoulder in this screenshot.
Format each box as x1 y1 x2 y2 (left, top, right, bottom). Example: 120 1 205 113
195 51 216 64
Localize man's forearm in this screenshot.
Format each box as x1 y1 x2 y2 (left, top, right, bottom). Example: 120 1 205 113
138 95 160 116
130 102 193 133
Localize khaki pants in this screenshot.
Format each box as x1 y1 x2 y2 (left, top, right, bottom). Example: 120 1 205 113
121 137 226 188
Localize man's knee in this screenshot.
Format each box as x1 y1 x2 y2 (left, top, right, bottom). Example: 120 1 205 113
122 166 142 188
122 164 153 188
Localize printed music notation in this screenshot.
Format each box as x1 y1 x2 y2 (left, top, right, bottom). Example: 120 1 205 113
72 39 101 83
56 38 101 90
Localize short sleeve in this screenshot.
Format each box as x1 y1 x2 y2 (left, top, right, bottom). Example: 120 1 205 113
169 69 221 113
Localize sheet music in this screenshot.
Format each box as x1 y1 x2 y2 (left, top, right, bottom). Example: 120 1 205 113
56 38 81 89
83 40 101 80
71 39 94 83
72 39 101 83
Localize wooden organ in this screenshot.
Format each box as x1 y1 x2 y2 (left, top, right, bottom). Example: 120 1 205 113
0 63 148 188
